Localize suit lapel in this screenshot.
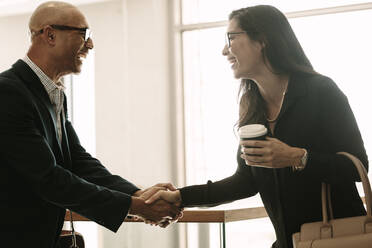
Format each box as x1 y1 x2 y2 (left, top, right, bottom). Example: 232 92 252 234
61 94 72 169
12 60 64 154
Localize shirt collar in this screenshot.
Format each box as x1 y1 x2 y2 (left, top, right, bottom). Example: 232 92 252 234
22 55 65 94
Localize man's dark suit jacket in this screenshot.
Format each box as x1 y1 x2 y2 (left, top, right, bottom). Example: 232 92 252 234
0 60 139 247
180 73 369 248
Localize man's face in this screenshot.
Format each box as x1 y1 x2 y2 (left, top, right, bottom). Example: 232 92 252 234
54 10 93 75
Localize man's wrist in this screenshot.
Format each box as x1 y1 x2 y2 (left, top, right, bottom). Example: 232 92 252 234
129 196 144 215
132 189 143 197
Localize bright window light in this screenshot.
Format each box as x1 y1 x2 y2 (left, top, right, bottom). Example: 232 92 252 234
182 0 372 24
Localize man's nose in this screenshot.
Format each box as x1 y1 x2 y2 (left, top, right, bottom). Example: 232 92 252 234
222 44 229 56
85 37 94 49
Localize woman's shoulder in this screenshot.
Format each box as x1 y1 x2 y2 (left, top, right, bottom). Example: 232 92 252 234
298 73 342 94
300 73 333 85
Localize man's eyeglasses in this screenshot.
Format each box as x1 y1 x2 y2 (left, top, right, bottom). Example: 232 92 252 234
38 24 91 42
225 31 247 48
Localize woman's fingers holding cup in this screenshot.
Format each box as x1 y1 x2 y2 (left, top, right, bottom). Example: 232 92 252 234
239 139 267 148
241 146 265 156
241 153 268 163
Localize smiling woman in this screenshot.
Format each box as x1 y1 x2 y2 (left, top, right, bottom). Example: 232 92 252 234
179 2 372 248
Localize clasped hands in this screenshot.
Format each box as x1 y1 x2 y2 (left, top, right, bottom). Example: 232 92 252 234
129 183 182 228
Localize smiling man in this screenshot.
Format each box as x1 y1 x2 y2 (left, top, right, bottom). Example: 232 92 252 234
0 1 181 247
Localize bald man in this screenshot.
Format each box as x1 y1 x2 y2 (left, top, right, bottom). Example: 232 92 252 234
0 2 180 247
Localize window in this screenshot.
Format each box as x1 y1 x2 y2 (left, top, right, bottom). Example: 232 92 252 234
179 1 372 247
181 0 371 24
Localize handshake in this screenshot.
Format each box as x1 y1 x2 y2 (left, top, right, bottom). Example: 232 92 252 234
129 183 183 228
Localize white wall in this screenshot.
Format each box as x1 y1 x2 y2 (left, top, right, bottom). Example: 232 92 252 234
0 0 179 247
0 14 30 70
81 0 179 247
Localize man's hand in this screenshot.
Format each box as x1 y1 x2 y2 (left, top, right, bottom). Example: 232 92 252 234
129 196 181 226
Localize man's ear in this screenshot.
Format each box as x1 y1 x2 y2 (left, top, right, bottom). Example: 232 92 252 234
44 26 56 46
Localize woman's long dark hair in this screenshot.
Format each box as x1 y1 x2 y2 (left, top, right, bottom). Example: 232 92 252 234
229 5 317 127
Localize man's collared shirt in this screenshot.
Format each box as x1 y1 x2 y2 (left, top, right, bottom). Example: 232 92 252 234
22 56 65 143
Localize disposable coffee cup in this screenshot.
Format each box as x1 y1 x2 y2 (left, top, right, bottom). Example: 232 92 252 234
239 124 267 160
238 124 267 141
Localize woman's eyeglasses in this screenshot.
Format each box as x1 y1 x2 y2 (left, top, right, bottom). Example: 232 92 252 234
225 31 247 48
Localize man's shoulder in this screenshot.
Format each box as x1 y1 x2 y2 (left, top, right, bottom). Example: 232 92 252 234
0 59 33 83
0 69 24 90
0 69 19 87
0 66 16 79
0 68 32 102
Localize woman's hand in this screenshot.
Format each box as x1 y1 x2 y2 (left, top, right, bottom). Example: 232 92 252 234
133 183 177 198
239 137 304 168
144 190 182 206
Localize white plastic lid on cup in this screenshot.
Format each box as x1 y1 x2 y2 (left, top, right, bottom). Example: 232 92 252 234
238 124 267 139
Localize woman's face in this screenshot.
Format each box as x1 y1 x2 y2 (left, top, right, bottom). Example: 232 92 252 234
222 18 265 79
